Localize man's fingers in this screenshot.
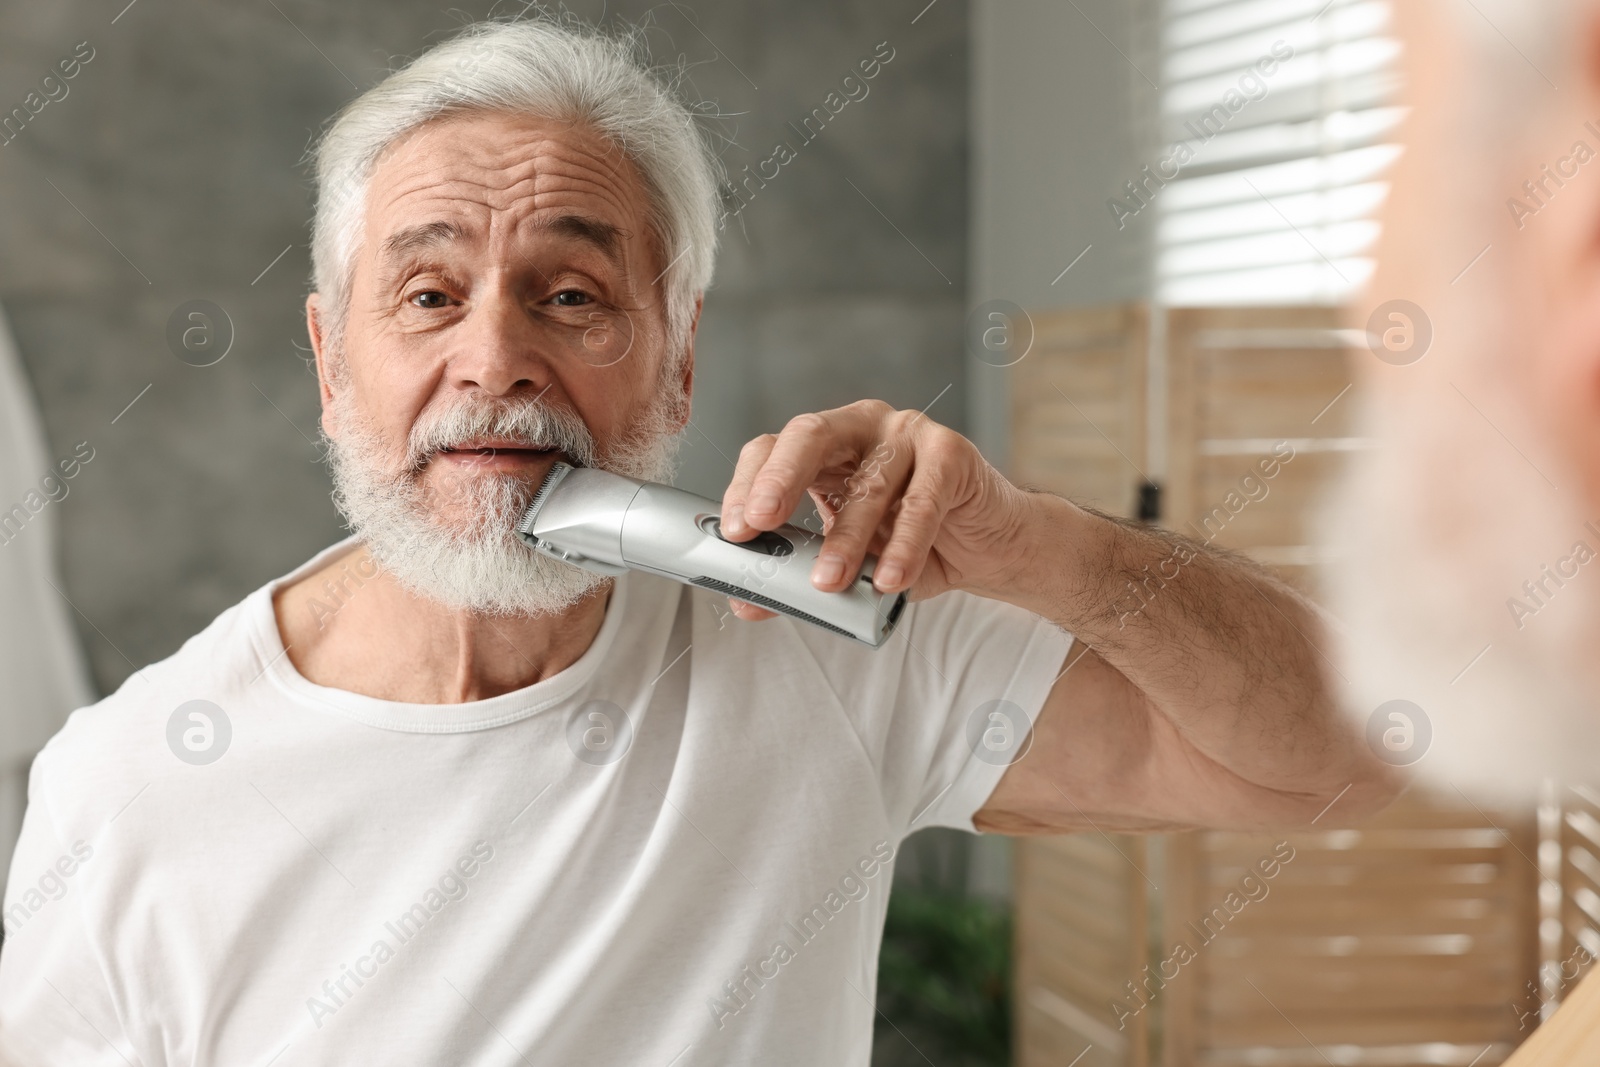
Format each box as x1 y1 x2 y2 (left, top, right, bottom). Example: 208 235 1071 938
870 460 953 593
725 402 890 537
809 444 912 592
739 412 839 530
720 434 778 540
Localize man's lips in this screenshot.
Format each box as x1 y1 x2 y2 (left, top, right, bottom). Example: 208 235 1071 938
432 442 564 467
437 438 558 455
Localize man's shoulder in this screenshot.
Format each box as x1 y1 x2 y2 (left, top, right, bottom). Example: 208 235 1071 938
29 565 288 807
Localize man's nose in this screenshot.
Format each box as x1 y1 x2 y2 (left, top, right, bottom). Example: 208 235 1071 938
448 289 548 396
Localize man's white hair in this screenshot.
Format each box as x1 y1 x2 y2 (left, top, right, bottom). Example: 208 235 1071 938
308 15 724 369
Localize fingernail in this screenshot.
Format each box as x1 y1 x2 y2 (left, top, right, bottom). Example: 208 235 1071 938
813 553 846 586
725 504 745 534
748 492 780 516
876 561 905 590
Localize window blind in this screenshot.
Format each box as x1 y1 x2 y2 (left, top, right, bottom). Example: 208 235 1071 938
1154 0 1403 305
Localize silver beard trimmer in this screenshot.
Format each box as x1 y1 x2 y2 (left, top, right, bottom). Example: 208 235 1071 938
515 462 907 647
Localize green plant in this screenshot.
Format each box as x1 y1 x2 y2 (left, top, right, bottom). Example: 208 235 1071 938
873 888 1012 1066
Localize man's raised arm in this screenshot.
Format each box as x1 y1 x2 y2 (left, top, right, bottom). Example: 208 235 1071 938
971 495 1398 833
715 398 1400 834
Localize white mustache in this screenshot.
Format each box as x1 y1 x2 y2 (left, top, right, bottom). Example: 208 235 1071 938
406 397 598 470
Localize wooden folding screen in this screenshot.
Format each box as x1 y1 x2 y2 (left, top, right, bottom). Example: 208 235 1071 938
1008 306 1152 1067
1009 304 1149 516
1543 783 1600 1023
1162 805 1538 1065
1014 835 1153 1067
1164 306 1356 594
1010 304 1545 1067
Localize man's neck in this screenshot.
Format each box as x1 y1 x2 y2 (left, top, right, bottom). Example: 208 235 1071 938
272 544 613 703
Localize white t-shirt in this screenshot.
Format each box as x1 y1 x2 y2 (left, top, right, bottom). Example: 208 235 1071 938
0 537 1072 1066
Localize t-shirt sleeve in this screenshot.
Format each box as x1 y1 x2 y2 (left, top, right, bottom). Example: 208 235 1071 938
0 759 137 1067
835 589 1074 840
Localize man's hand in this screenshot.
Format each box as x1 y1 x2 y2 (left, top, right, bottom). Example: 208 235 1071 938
717 399 1031 619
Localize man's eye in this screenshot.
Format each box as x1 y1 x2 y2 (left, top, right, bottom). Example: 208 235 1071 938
410 291 450 309
554 291 591 307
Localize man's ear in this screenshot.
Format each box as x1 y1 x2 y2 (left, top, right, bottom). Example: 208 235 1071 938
305 292 339 439
670 294 702 432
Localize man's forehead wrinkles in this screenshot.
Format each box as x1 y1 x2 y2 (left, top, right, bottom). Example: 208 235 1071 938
380 131 634 193
375 129 639 210
385 174 636 226
375 172 636 237
528 158 638 220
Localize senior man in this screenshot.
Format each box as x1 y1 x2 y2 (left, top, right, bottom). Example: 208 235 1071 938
0 17 1391 1067
1326 0 1600 805
1322 0 1600 1059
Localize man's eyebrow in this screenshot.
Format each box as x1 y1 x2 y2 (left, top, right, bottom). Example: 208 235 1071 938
379 219 469 261
374 213 627 273
531 214 625 265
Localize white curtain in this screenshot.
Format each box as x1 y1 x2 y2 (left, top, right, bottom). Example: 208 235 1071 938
0 302 95 894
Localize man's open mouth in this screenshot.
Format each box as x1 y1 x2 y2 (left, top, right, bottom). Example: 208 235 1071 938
437 440 560 458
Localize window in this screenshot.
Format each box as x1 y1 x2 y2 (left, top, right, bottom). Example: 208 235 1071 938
1154 0 1403 305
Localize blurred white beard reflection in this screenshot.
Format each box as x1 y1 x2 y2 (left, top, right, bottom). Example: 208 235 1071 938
1320 314 1600 805
324 371 681 618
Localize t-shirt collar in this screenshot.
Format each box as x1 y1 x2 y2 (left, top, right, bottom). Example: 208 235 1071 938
245 537 630 733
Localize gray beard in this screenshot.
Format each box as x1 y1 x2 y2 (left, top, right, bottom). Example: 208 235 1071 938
1318 387 1600 805
324 382 681 618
